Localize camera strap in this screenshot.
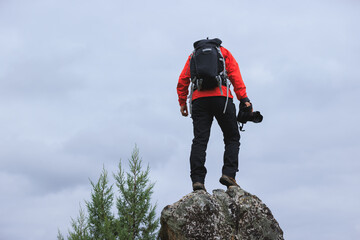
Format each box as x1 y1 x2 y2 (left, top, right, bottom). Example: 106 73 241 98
238 122 245 132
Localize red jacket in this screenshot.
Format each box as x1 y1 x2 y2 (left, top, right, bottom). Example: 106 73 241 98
177 46 249 106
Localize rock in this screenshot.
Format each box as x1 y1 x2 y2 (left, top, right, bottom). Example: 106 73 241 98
159 187 283 240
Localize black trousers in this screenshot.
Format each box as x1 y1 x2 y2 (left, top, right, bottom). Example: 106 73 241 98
190 96 240 184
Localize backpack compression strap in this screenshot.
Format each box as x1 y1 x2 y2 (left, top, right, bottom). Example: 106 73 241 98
216 47 230 114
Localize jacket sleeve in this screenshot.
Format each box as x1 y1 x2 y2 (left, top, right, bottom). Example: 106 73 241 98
177 55 192 106
222 47 250 103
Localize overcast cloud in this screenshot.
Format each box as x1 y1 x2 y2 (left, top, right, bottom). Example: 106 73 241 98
1 0 359 239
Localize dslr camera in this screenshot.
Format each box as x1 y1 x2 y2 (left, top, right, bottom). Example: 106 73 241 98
237 102 263 128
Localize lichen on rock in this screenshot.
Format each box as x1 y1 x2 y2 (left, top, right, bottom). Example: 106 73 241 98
159 187 283 240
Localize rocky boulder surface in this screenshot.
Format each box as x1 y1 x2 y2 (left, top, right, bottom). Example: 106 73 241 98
159 186 283 240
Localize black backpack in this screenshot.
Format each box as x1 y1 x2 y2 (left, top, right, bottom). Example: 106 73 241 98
190 38 227 90
188 38 230 114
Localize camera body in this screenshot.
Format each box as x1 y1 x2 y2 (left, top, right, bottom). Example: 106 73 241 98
237 102 263 124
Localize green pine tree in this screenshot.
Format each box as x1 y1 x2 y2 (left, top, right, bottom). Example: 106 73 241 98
86 167 116 240
67 206 91 240
114 146 159 240
57 229 65 240
58 146 159 239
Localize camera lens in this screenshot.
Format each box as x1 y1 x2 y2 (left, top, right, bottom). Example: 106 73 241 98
252 112 263 123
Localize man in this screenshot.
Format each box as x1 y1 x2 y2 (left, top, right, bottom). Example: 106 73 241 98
177 38 251 191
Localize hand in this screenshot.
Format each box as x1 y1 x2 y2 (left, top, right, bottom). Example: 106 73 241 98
180 105 189 116
244 102 251 107
244 102 253 112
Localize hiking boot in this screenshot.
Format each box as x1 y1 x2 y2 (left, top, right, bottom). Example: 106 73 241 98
192 182 206 191
219 175 239 188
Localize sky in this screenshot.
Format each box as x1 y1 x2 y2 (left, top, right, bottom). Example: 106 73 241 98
0 0 359 239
